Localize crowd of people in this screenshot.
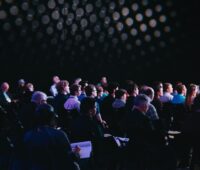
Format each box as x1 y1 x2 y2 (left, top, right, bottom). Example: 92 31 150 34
0 76 200 170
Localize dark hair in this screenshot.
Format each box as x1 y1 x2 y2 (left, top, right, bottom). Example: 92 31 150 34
34 104 57 126
80 98 96 114
124 81 138 95
70 84 81 95
176 84 184 94
115 89 127 99
85 84 95 97
163 83 172 92
79 80 88 90
192 94 200 111
96 85 103 93
107 82 119 94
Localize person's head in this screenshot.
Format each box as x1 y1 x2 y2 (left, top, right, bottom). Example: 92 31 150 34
107 82 119 95
140 86 154 101
34 103 57 127
134 94 150 113
25 83 34 92
52 76 60 84
192 94 200 111
100 76 107 86
115 89 127 101
70 84 81 96
125 80 139 97
73 77 82 85
18 79 25 87
80 98 96 117
79 80 88 91
31 91 47 105
182 84 187 96
176 84 186 95
153 84 163 98
56 80 69 94
1 82 9 92
163 83 173 93
187 84 198 97
96 85 104 98
85 84 97 98
153 81 163 89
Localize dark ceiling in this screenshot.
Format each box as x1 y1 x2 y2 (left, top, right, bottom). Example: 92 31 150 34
0 0 199 87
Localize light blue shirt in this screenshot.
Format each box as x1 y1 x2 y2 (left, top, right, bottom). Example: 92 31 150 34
3 92 11 103
171 94 185 104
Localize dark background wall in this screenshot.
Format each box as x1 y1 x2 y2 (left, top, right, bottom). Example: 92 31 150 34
0 0 199 89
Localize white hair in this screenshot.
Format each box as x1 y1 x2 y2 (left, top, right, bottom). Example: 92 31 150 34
31 91 47 103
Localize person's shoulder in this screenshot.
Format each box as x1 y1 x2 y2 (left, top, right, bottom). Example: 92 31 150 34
128 108 141 118
47 127 69 140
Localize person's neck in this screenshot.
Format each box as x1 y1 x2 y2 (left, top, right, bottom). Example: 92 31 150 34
134 106 145 115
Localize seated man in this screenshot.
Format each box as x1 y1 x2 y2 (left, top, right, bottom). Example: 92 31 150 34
70 98 104 160
23 103 80 170
64 84 81 113
125 94 175 170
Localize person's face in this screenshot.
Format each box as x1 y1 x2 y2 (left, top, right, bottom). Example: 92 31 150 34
101 77 107 84
19 83 25 87
168 84 173 94
2 83 9 92
183 85 187 96
122 93 127 101
92 88 97 97
53 76 60 84
39 99 47 105
98 91 103 97
141 103 149 113
77 87 81 96
134 87 139 96
158 88 163 97
64 84 70 93
29 85 34 92
194 86 198 96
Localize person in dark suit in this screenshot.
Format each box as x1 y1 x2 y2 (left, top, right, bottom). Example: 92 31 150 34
70 97 104 166
23 103 80 170
100 82 119 127
19 91 48 132
70 97 104 142
182 94 200 169
125 94 175 170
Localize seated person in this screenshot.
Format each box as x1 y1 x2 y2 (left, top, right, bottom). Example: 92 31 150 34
70 98 104 160
23 103 80 170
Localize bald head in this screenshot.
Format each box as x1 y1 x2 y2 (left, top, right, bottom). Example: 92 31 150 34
1 82 9 92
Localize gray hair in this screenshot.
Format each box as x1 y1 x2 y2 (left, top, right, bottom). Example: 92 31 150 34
31 91 47 103
134 94 150 107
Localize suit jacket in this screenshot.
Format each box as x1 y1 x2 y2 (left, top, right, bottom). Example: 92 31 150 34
125 108 165 160
24 126 79 170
